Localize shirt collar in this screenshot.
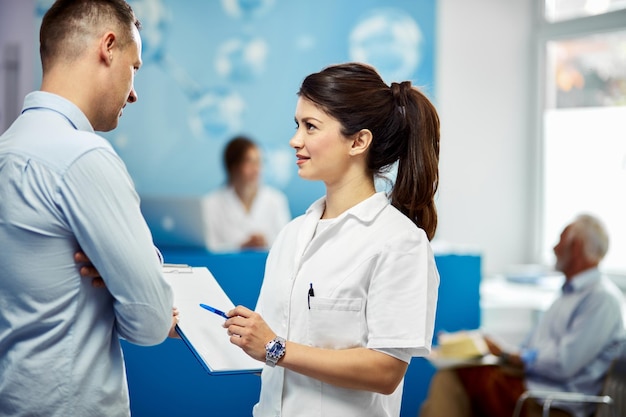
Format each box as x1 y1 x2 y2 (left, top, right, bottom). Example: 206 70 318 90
305 191 389 223
562 267 601 294
294 192 390 266
22 91 94 133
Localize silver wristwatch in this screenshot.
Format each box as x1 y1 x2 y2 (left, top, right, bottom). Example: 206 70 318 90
265 336 286 367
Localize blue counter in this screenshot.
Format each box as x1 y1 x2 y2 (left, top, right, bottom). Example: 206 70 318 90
122 248 481 416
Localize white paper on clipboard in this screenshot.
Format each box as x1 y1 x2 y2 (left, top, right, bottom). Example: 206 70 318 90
163 265 263 375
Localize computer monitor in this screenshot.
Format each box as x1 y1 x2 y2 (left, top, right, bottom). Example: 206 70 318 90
140 195 207 248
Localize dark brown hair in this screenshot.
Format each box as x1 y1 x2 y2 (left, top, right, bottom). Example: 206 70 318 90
40 0 140 72
223 135 258 184
298 62 440 239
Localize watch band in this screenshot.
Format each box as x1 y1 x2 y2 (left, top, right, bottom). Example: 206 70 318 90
265 336 286 367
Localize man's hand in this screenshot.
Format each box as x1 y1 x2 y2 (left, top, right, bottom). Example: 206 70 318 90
75 251 105 288
76 250 181 339
484 336 503 356
169 307 181 338
484 335 524 370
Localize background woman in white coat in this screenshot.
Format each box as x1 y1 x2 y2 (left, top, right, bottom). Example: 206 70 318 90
225 62 441 417
203 135 291 252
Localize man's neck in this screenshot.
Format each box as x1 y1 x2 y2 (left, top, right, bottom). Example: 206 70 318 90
564 262 598 281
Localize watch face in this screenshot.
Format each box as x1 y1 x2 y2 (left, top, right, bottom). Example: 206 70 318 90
266 337 286 366
268 340 283 355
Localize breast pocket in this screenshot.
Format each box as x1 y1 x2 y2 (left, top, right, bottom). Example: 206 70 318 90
307 297 364 349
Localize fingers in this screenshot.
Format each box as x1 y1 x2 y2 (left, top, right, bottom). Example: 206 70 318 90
76 250 101 280
226 305 253 319
81 266 105 290
168 306 181 338
483 336 501 356
169 318 180 339
91 277 106 288
227 329 265 362
75 251 103 289
222 309 276 362
223 306 256 334
80 265 100 278
74 251 90 263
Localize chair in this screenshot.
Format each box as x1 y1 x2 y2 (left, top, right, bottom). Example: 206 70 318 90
511 354 626 417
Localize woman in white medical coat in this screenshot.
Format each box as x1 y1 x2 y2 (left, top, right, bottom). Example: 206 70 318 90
203 136 291 252
225 63 441 417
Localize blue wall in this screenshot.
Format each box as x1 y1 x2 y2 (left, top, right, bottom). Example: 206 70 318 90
34 0 436 217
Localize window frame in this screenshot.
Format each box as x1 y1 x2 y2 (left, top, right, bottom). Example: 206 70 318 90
531 4 626 273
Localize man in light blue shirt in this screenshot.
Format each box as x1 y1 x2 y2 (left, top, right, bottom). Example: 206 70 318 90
420 214 626 417
0 1 174 416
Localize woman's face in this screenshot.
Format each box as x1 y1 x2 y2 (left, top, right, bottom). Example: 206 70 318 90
234 146 262 185
289 97 353 185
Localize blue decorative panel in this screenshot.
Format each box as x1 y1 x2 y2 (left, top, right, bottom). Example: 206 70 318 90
35 0 436 217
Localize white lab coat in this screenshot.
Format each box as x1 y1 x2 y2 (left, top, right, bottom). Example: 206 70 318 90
253 192 440 417
202 185 291 252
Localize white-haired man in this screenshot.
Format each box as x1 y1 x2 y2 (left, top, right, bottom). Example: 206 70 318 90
420 214 626 417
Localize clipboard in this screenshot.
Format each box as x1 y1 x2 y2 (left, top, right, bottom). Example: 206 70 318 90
163 264 263 375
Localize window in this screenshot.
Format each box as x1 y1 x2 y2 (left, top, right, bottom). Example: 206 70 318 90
545 0 626 22
537 3 626 276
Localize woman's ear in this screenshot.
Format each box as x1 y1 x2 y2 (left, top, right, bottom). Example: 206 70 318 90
349 129 373 156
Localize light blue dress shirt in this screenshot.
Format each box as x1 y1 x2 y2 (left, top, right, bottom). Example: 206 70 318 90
0 91 173 417
522 268 626 417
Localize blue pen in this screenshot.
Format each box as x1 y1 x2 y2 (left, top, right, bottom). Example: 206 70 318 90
199 303 229 319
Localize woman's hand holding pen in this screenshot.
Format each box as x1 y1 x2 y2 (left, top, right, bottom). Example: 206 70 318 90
224 305 276 362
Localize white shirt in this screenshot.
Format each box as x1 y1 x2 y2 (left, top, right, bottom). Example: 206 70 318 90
253 192 440 417
202 185 291 252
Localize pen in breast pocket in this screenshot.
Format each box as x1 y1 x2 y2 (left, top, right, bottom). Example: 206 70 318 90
199 303 229 319
308 283 315 309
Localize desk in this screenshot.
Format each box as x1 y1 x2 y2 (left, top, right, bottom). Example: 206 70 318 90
122 248 481 417
480 275 562 348
480 273 626 348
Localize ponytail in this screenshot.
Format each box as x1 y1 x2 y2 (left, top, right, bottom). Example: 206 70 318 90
389 83 440 240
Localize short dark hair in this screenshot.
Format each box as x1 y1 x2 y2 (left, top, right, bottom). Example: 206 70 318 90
40 0 140 72
223 136 258 184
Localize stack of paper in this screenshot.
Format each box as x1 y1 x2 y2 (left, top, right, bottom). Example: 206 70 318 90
437 330 489 359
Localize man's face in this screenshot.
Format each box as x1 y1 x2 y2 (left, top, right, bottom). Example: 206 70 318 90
553 225 573 273
96 25 142 132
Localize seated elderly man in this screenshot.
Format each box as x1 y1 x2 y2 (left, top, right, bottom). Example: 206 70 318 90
420 214 626 417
